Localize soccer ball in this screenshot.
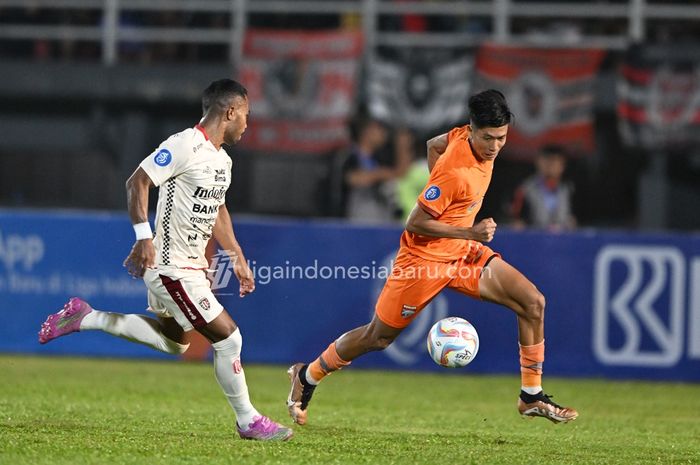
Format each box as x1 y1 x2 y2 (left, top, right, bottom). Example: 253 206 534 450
427 317 479 368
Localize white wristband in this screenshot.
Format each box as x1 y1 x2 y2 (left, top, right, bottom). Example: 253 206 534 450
133 222 153 240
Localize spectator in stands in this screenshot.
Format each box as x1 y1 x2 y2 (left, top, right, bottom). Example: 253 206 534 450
510 145 576 231
396 136 429 221
340 116 412 223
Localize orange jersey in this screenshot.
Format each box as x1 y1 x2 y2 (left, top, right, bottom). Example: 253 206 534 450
400 125 493 262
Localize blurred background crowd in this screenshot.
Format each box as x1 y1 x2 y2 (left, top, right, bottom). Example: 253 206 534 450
0 0 698 231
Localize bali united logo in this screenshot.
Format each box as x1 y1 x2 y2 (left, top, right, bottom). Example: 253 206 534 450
198 297 211 311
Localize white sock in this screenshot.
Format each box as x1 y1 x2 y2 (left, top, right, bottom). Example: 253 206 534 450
80 310 189 355
211 329 259 429
522 385 542 395
304 366 319 385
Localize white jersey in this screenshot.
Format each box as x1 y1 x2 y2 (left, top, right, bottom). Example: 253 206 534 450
140 126 231 269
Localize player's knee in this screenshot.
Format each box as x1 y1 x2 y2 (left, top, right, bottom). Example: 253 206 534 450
365 330 397 351
163 338 190 355
358 327 395 351
524 290 545 322
372 334 395 351
211 328 242 355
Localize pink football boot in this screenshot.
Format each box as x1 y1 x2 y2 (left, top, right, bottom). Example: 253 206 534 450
38 297 93 344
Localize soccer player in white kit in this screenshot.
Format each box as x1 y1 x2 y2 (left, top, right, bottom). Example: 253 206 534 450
38 79 293 441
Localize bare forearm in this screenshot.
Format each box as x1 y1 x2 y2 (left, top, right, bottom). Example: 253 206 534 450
406 217 473 240
405 205 472 240
125 169 152 224
126 187 148 223
406 205 496 243
123 167 156 276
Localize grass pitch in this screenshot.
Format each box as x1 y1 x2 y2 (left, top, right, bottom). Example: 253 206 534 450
1 355 698 465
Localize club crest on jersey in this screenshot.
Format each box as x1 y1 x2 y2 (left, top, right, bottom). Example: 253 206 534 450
198 297 211 311
424 185 441 201
154 149 172 166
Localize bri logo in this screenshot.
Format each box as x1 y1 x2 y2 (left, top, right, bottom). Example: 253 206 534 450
424 185 441 201
154 149 172 167
593 245 700 367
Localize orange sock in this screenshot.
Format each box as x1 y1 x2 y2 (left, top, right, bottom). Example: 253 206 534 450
519 340 544 391
307 342 351 383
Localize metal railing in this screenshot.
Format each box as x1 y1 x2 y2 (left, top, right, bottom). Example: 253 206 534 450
0 0 698 66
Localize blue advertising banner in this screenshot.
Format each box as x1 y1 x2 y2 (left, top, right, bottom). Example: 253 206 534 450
1 209 699 381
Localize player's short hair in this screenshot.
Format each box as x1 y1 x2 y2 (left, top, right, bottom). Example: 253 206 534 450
202 79 248 114
468 89 513 129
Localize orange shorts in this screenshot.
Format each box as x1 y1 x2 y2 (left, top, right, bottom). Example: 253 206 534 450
375 243 499 329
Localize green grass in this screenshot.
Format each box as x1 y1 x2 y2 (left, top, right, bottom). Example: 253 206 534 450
1 355 699 465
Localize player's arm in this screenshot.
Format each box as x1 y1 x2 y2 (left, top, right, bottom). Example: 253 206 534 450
123 167 156 277
405 204 497 242
427 133 448 173
212 205 255 297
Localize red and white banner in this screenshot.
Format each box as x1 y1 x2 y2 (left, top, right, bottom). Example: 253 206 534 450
238 30 362 153
474 44 605 160
617 44 700 151
367 50 473 133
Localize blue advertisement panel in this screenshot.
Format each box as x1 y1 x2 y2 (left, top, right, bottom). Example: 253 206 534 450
1 209 699 381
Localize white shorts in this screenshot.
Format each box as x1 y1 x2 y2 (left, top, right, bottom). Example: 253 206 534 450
143 267 224 331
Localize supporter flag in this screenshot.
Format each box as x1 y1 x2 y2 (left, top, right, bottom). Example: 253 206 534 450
239 30 362 153
367 50 473 133
617 43 700 150
474 43 605 160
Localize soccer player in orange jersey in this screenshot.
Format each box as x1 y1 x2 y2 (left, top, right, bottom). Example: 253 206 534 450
287 89 578 424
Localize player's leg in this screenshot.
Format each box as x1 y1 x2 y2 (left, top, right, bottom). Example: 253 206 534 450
287 251 448 425
154 268 292 440
156 314 187 344
195 312 258 435
38 296 190 355
185 277 293 440
287 316 405 425
478 256 578 423
187 294 292 441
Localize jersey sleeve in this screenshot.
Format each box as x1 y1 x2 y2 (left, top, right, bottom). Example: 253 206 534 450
417 165 461 218
139 141 188 187
446 126 467 145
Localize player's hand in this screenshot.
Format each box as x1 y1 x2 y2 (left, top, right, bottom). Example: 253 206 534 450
123 239 155 278
233 258 255 298
469 218 497 243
